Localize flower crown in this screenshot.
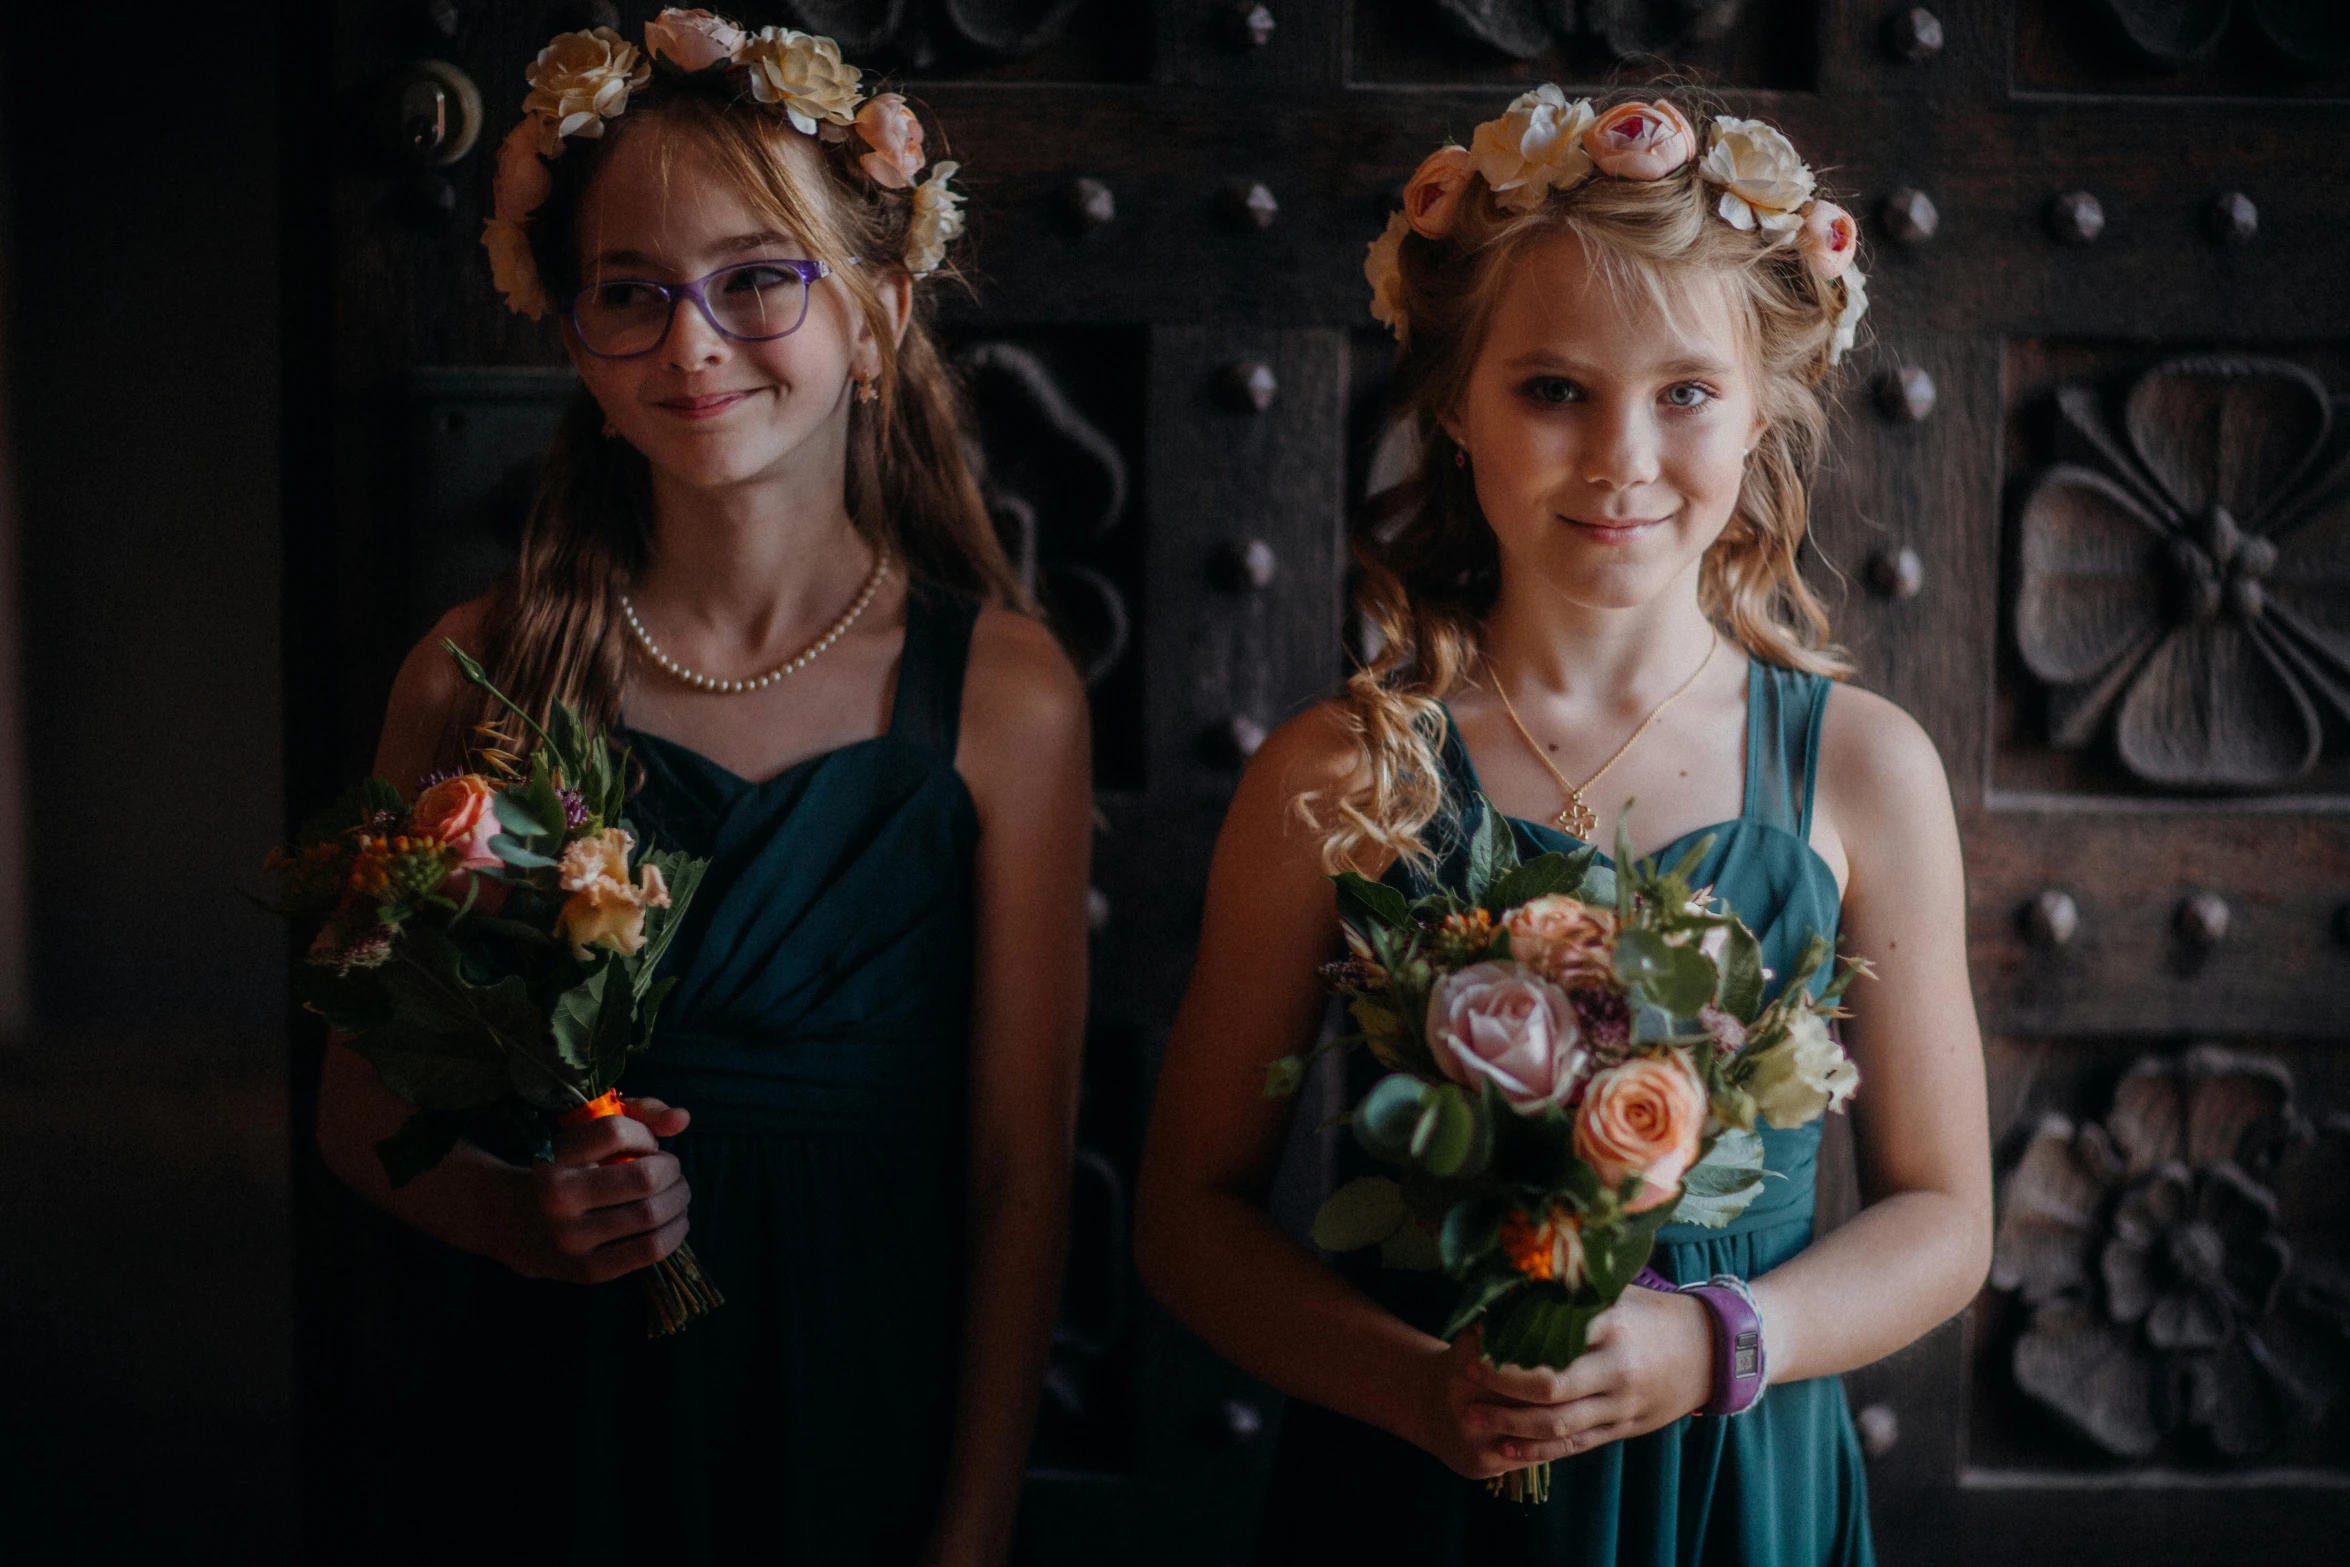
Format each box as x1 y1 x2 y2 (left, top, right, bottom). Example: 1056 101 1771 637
482 7 967 320
1366 91 1867 364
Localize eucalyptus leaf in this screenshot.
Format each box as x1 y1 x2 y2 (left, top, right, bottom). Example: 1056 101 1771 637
1264 1055 1307 1099
1440 1194 1508 1275
1615 929 1717 1017
492 791 551 840
1356 1074 1432 1162
1311 1175 1409 1252
487 834 560 869
1381 1221 1445 1271
1716 919 1766 1022
1410 1083 1478 1178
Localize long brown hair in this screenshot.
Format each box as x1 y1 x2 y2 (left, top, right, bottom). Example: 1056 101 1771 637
456 84 1026 753
1303 95 1859 874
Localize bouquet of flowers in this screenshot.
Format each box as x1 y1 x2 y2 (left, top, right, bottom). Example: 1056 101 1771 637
1268 804 1863 1501
266 643 722 1335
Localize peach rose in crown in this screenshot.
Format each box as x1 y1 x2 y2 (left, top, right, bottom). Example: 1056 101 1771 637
1583 101 1696 182
644 7 745 72
1574 1051 1706 1213
1402 145 1474 239
492 121 553 223
1797 200 1857 282
854 93 926 189
522 27 652 154
1425 961 1589 1113
555 828 671 959
411 774 504 871
1504 895 1618 988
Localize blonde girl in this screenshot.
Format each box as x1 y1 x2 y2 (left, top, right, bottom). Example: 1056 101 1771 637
316 15 1089 1565
1137 92 1990 1566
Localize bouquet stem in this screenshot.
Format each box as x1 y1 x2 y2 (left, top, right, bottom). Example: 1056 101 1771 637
643 1240 725 1336
1487 1462 1552 1505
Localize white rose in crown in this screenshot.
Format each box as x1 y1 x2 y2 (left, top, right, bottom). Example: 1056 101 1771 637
1744 1008 1858 1129
1468 86 1596 214
522 27 653 156
741 26 863 136
905 161 967 277
1699 116 1815 236
1364 212 1410 340
1425 961 1590 1114
644 7 746 73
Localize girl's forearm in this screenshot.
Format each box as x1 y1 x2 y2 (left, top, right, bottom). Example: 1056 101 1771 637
315 1041 541 1270
1749 1187 1991 1386
1136 1183 1443 1449
931 1159 1070 1561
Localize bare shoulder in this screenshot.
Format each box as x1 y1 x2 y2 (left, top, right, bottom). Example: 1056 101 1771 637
376 597 495 788
959 605 1089 757
1220 697 1385 871
1815 679 1957 854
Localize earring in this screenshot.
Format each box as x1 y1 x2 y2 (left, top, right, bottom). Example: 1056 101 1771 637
853 374 879 405
601 419 618 439
1454 447 1468 469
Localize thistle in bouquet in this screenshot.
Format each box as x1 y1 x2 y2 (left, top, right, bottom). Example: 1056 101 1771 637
264 642 722 1335
1267 803 1865 1501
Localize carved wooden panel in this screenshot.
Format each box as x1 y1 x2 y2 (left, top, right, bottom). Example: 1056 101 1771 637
763 0 1149 80
1351 0 1817 86
1997 343 2350 800
2017 0 2350 96
1977 1037 2350 1475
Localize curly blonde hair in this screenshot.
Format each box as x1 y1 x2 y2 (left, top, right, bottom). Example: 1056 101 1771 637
1303 96 1858 875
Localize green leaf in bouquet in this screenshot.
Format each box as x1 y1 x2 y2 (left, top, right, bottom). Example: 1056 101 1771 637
487 833 561 870
550 965 616 1072
1773 931 1835 1004
1612 806 1640 919
1264 1054 1307 1099
358 1030 513 1112
1574 857 1617 908
1482 1284 1602 1370
1410 1082 1485 1180
629 846 707 995
1333 872 1411 936
444 639 559 758
1440 1194 1508 1275
1381 1220 1445 1271
1347 998 1417 1074
1311 1175 1409 1252
1715 917 1767 1022
291 963 395 1036
375 1109 466 1188
1441 1259 1529 1342
492 790 554 840
1465 797 1521 907
1670 1128 1768 1229
634 974 680 1051
1480 847 1589 916
1614 928 1718 1018
1355 1073 1432 1163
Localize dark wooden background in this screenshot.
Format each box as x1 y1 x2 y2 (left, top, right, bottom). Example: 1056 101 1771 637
6 2 2342 1562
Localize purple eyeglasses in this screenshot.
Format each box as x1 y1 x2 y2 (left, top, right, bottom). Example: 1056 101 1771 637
563 257 834 359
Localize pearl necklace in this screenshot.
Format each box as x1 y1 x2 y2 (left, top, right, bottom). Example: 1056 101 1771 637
621 544 891 695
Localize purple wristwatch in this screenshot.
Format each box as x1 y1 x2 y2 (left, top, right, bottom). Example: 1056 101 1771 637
1635 1267 1768 1416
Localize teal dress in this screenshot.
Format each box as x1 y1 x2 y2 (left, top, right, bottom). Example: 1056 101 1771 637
1257 661 1874 1567
361 589 981 1566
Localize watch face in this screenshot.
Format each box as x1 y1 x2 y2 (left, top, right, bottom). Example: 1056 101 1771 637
1733 1330 1761 1378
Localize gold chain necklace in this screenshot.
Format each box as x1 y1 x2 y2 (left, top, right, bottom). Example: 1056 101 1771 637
1488 635 1718 841
621 543 891 695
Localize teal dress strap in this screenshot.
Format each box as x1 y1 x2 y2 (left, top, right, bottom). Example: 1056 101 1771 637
1744 661 1831 843
890 585 979 758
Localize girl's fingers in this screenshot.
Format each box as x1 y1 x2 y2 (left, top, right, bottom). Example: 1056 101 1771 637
1475 1392 1619 1445
551 1111 663 1166
1501 1415 1630 1465
1468 1350 1609 1406
621 1096 691 1136
576 1210 691 1284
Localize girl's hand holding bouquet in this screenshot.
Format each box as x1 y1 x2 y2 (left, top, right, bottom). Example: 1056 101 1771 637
267 643 722 1333
1268 803 1865 1500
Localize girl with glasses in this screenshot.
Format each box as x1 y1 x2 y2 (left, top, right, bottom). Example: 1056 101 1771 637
317 16 1090 1565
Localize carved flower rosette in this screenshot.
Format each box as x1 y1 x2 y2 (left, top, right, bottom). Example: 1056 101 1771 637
1990 1047 2350 1460
2014 357 2350 791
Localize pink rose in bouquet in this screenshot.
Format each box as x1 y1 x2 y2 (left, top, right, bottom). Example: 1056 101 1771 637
1425 961 1588 1113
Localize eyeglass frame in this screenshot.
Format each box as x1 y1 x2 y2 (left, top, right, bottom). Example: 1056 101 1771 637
560 257 836 359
